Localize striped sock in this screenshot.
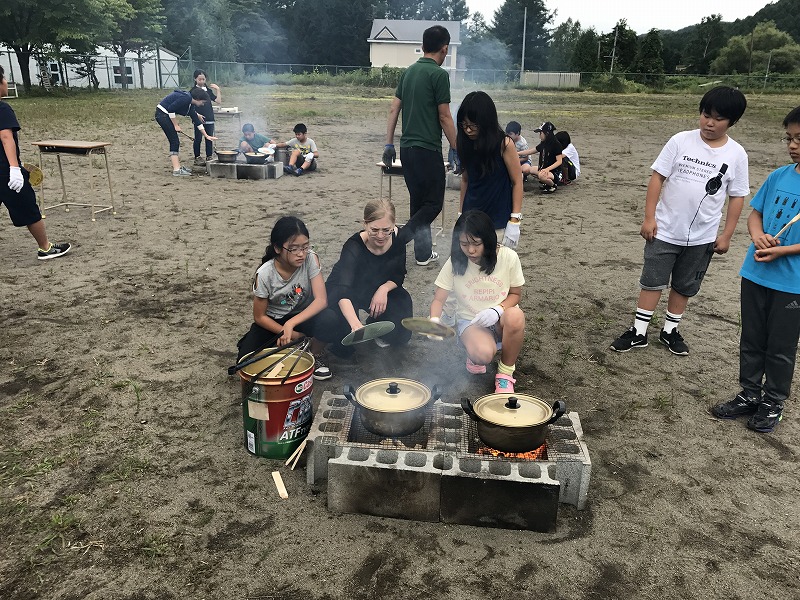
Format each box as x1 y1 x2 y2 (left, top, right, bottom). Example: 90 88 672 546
633 308 654 336
663 311 682 334
498 360 515 376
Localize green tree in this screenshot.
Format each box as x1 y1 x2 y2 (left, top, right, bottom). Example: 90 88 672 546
460 13 511 73
548 18 581 71
161 0 237 62
491 0 552 71
569 28 600 77
600 19 638 72
683 14 724 74
100 0 164 89
711 20 800 74
377 0 468 21
229 0 286 63
631 28 665 86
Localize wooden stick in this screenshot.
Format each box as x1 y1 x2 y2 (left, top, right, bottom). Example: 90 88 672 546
271 471 288 499
289 439 307 470
265 360 284 378
775 212 800 238
284 439 304 466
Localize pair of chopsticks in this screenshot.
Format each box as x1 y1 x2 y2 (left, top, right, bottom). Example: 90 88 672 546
270 439 309 500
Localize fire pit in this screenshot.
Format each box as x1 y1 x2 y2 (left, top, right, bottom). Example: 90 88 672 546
306 391 591 532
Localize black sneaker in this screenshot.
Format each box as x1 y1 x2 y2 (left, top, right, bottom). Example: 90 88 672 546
659 329 689 356
312 354 332 380
37 242 71 261
710 392 760 419
746 401 783 433
609 327 648 352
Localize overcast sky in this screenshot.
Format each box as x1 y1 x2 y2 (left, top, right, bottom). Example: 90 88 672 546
465 0 775 34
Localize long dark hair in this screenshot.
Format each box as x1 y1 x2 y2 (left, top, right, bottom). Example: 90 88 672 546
450 210 497 276
456 91 506 179
261 216 309 265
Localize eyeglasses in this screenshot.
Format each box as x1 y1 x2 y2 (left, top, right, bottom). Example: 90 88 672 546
367 226 394 236
782 135 800 145
459 121 479 132
282 244 312 255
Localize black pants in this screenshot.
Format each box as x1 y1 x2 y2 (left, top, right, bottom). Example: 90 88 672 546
400 146 445 262
194 122 214 158
155 111 180 154
740 277 800 406
236 311 325 362
316 288 414 356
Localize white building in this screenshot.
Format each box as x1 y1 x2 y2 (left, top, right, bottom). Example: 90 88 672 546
0 46 181 89
368 20 462 82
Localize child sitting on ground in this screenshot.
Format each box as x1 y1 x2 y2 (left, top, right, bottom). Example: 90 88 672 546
555 130 580 185
277 123 319 176
505 121 535 177
239 123 276 153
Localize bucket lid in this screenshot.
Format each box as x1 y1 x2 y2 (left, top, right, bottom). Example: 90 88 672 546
354 378 430 412
240 348 314 381
471 394 552 427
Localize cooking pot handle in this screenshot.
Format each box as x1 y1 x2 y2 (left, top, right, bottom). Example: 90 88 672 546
343 385 356 405
430 384 442 404
460 397 480 422
546 400 566 425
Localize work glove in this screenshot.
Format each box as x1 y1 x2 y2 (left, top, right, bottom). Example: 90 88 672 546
470 306 504 328
502 221 521 249
8 166 24 193
448 147 461 174
382 144 396 167
268 143 277 150
304 152 314 162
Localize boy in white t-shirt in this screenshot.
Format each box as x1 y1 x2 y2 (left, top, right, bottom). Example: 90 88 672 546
610 86 750 356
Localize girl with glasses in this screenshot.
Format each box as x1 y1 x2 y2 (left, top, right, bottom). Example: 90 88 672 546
317 199 416 357
236 216 332 380
457 91 523 249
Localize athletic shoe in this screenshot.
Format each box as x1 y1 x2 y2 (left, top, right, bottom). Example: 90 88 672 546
295 167 304 176
416 252 439 266
710 392 760 419
193 156 206 166
283 164 294 174
374 337 390 348
542 185 557 194
312 354 332 380
37 242 71 261
466 357 486 374
609 327 648 352
495 374 516 393
659 329 689 356
172 166 192 176
746 401 783 433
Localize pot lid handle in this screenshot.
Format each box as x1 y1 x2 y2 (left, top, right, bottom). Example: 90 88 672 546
504 397 520 409
386 382 400 395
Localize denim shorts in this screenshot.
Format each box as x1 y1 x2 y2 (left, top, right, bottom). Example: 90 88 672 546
640 238 715 297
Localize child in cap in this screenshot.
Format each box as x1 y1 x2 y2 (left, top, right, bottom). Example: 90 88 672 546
710 105 800 433
609 86 749 356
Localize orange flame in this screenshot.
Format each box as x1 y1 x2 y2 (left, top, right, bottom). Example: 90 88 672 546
476 443 547 461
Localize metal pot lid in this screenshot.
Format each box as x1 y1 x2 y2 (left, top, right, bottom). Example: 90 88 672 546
355 378 431 412
471 393 552 427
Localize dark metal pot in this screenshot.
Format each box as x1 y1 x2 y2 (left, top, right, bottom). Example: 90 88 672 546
215 149 239 163
344 379 441 437
244 152 268 164
461 394 566 453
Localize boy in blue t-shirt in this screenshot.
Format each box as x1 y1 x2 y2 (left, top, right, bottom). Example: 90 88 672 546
711 106 800 433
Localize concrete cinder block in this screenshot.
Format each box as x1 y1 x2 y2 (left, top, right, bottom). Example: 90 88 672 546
440 459 560 532
236 163 268 180
327 448 442 522
306 393 350 485
206 160 237 179
267 162 284 179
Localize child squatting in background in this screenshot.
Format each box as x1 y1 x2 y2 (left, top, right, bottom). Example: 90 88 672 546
710 106 800 433
429 210 526 394
555 130 580 185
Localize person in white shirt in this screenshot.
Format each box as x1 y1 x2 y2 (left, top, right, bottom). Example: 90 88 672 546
555 130 581 184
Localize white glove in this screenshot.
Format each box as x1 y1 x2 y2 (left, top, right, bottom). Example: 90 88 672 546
304 152 315 162
425 317 442 340
268 143 277 150
502 221 520 249
8 166 24 193
470 306 504 328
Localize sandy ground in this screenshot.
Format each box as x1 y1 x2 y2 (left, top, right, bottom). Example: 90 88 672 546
1 86 799 599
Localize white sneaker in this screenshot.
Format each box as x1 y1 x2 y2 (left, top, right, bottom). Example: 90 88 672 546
172 166 192 177
416 252 439 266
374 337 390 348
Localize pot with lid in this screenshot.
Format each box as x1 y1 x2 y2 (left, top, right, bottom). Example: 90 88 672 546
215 149 239 163
344 378 442 437
461 394 566 453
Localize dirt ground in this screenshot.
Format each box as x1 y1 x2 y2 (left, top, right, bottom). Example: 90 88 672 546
1 86 799 600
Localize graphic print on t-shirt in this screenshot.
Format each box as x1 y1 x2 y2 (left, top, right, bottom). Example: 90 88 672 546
279 284 306 308
673 154 720 189
770 188 800 234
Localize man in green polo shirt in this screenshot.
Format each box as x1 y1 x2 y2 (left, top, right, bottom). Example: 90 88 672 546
384 25 458 266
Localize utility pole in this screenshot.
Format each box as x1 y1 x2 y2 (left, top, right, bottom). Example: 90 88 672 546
520 6 528 80
610 25 619 74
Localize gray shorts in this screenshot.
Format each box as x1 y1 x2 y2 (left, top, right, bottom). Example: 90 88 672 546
639 239 715 297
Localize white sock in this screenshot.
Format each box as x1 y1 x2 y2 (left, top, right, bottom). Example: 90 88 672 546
663 311 682 334
633 308 653 336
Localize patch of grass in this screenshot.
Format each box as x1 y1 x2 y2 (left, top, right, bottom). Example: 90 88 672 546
98 456 152 483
